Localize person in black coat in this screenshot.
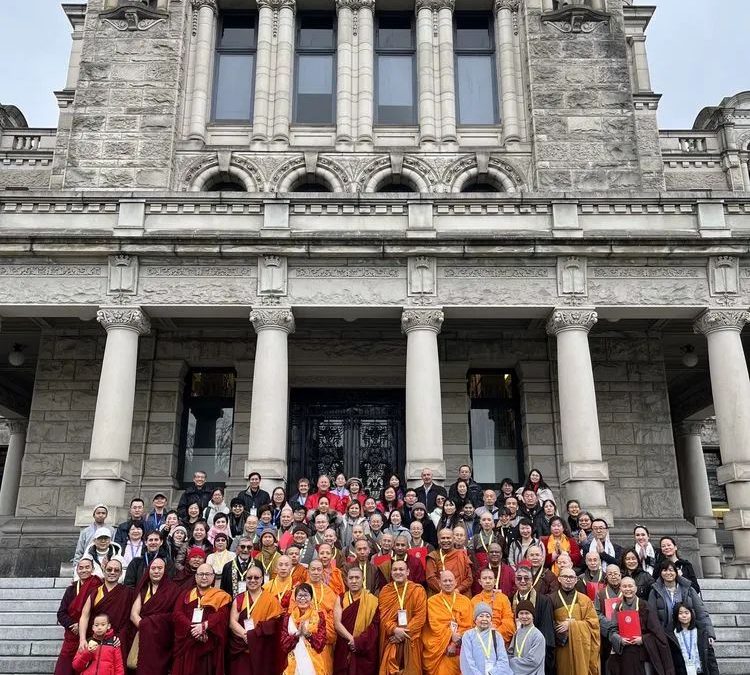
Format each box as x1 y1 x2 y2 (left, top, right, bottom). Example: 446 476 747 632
123 530 175 588
655 536 701 594
414 467 448 512
176 470 212 520
620 547 655 600
114 498 151 547
235 471 271 516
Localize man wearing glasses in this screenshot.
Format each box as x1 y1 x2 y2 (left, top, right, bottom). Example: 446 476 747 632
172 563 232 675
550 569 600 675
221 536 260 597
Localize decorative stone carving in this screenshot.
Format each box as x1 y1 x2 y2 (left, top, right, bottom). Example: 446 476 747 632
336 0 374 10
100 1 169 31
401 308 444 334
494 0 519 12
258 255 288 296
541 3 609 34
546 308 598 335
408 257 436 297
108 255 138 295
674 420 704 438
6 419 28 435
693 309 750 335
250 307 296 333
557 256 587 299
293 267 400 278
708 256 739 305
444 267 549 278
416 0 454 10
191 0 218 12
96 307 151 334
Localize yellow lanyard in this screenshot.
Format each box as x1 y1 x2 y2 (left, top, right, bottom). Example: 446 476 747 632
272 577 292 603
394 582 408 610
479 532 492 553
494 564 502 590
557 591 577 619
477 629 494 659
515 627 532 657
441 591 457 618
439 550 447 571
311 583 322 612
359 563 368 589
243 591 260 617
532 566 545 588
189 588 204 607
263 551 279 571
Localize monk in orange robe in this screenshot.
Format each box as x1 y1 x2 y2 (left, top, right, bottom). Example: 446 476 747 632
171 563 232 675
471 567 515 646
425 528 473 596
333 566 380 675
378 559 427 675
228 566 283 675
422 570 474 675
285 545 309 586
263 554 295 610
318 543 346 596
291 559 337 671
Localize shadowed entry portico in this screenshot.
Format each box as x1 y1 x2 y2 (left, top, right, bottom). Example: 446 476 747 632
288 389 406 496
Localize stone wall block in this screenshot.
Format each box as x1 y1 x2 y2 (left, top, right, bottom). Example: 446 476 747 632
62 455 85 478
65 421 93 443
598 423 635 445
633 424 673 445
27 422 68 444
16 487 59 517
607 489 642 519
146 422 176 444
641 490 682 518
53 337 99 361
57 487 86 516
22 455 64 477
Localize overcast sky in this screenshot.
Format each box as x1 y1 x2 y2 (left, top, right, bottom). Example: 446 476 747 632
0 0 747 130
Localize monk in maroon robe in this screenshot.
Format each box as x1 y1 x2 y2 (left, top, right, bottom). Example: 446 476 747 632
130 558 181 675
54 557 102 675
171 563 232 675
334 567 381 675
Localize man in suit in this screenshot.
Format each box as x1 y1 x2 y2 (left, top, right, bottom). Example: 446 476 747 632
414 467 447 512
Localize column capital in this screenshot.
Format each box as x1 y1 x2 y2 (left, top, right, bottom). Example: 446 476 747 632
416 0 454 11
97 307 151 335
494 0 519 12
546 308 597 335
336 0 374 10
258 0 296 9
6 419 28 435
674 420 704 438
693 309 750 335
250 307 296 334
401 308 444 335
191 0 218 13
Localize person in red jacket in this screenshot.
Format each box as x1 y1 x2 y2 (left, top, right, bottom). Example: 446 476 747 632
72 613 124 675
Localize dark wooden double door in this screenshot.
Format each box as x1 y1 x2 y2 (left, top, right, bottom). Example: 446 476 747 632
288 389 405 497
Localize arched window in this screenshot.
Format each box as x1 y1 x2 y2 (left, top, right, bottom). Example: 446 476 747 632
290 180 332 192
462 176 503 193
375 177 418 193
203 176 247 192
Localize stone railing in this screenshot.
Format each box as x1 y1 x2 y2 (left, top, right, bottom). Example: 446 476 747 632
0 129 56 153
659 130 720 155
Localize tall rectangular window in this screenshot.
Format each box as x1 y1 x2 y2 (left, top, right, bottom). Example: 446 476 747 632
294 13 336 124
375 13 416 125
467 370 522 486
454 13 497 125
213 13 257 122
179 369 236 486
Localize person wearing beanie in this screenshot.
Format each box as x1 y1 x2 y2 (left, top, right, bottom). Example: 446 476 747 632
460 601 513 675
508 601 546 675
73 504 113 564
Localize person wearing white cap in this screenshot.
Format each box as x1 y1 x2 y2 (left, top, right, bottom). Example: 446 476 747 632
72 504 113 564
84 528 122 578
461 602 513 675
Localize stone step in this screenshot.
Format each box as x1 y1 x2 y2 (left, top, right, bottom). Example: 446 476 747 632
717 659 750 675
0 589 64 601
0 641 61 657
0 579 58 589
0 657 57 674
714 627 750 642
713 642 750 659
0 627 63 641
0 600 62 613
695 588 747 601
705 600 750 614
0 612 57 626
697 578 750 590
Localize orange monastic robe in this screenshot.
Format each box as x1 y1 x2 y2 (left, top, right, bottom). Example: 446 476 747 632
290 581 337 672
378 582 427 675
422 591 474 675
291 564 308 586
552 590 601 675
263 576 294 610
322 565 345 597
471 590 516 646
425 549 473 596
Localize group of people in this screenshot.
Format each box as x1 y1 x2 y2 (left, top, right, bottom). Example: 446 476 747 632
57 466 719 675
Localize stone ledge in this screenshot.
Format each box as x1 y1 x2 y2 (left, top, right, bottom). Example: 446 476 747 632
717 462 750 485
80 459 133 482
559 460 609 484
723 510 750 531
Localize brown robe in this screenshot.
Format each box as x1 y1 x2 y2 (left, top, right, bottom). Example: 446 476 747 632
134 579 181 675
228 590 283 675
333 592 381 675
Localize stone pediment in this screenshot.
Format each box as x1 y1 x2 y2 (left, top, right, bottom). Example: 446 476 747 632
100 1 168 32
541 3 610 34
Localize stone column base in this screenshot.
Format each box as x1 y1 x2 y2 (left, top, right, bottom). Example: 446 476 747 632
242 458 287 490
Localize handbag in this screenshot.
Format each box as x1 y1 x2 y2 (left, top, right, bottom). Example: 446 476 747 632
126 632 140 669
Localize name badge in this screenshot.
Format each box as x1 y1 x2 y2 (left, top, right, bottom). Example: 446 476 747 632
485 664 493 675
237 581 247 595
397 609 408 627
191 608 204 624
264 573 270 584
450 621 458 633
250 507 257 517
244 618 255 632
685 666 698 675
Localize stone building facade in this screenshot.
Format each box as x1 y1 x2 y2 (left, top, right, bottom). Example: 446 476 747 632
0 0 749 577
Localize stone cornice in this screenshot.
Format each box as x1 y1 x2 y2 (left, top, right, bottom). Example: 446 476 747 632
97 307 151 335
416 0 454 11
674 421 704 438
250 308 296 334
401 308 444 334
336 0 374 10
693 309 750 335
6 419 28 435
257 0 295 9
546 308 598 335
191 0 218 12
494 0 519 13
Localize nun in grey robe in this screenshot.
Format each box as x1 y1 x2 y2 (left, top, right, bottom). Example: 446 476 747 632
509 600 546 675
461 603 514 675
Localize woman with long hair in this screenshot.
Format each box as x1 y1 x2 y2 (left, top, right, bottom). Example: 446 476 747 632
540 516 581 574
516 469 555 504
436 498 461 531
620 547 654 600
376 486 402 521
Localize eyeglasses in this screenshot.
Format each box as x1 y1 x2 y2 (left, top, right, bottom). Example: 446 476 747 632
239 545 252 550
559 575 577 580
196 572 214 577
247 575 263 580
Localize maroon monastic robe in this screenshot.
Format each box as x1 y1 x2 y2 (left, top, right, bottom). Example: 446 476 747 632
54 576 102 675
333 595 381 675
134 579 181 675
227 591 283 675
85 583 134 662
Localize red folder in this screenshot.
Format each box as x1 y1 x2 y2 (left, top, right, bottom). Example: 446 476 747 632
585 581 603 601
372 553 391 567
408 547 428 571
604 597 619 620
617 609 642 639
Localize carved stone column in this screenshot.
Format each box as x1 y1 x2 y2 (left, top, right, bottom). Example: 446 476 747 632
436 0 456 143
674 421 723 578
356 0 375 144
78 307 150 525
187 0 218 142
494 0 520 142
415 0 437 144
0 420 28 516
335 0 355 143
694 309 750 575
252 0 276 141
247 308 295 487
546 308 611 523
402 308 446 484
271 0 296 143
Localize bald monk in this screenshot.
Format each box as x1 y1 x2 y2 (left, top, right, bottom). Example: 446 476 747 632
377 535 425 588
263 554 294 610
422 570 474 675
318 543 346 596
333 566 380 675
552 569 600 675
527 546 559 596
228 565 283 675
471 567 515 646
378 559 427 675
344 539 381 595
285 545 309 586
425 528 473 596
171 563 232 675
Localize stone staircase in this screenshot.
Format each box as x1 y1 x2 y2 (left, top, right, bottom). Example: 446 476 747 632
0 577 748 674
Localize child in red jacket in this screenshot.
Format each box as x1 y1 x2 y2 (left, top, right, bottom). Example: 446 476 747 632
72 613 125 675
